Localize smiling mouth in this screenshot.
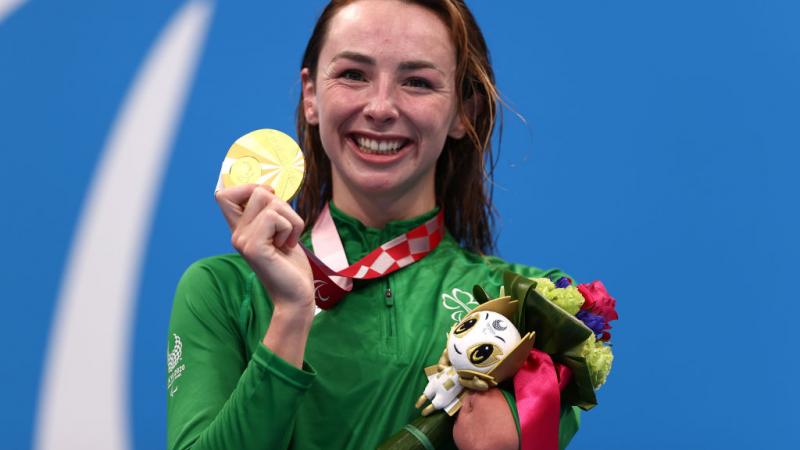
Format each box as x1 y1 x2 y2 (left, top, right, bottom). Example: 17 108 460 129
350 134 410 155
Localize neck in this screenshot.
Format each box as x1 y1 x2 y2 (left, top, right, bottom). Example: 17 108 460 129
331 176 436 228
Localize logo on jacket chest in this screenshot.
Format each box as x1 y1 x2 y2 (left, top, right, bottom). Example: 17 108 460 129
440 288 479 323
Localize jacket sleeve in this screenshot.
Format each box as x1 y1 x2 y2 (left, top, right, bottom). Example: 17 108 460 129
166 260 316 450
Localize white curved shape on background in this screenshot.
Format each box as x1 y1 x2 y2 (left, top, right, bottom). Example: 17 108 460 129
35 1 214 449
0 0 27 24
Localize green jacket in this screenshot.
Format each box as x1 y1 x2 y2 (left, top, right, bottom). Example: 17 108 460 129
167 204 580 449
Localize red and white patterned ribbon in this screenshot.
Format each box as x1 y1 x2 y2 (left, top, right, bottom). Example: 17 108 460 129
303 204 445 309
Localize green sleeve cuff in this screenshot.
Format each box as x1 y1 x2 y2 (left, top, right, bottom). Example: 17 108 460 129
499 387 522 448
558 406 581 450
252 343 317 390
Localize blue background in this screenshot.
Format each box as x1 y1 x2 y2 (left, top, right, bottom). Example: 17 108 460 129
1 0 798 448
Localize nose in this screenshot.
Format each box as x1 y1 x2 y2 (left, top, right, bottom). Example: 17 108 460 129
363 80 399 125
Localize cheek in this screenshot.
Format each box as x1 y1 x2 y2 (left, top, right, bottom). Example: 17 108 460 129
408 98 459 140
412 96 453 118
450 352 468 370
317 87 360 127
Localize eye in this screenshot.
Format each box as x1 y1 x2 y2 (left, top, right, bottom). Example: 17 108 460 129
340 69 365 82
470 344 493 364
404 77 432 89
468 343 503 368
454 317 477 335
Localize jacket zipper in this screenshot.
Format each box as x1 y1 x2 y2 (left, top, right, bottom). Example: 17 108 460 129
384 279 396 338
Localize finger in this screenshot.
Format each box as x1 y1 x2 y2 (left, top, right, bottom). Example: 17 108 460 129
239 185 276 228
250 208 293 250
415 394 428 409
271 212 294 249
422 404 436 416
265 198 305 247
215 184 258 230
218 183 261 201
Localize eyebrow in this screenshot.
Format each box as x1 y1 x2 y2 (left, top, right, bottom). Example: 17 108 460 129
331 51 374 65
399 60 440 73
330 51 444 74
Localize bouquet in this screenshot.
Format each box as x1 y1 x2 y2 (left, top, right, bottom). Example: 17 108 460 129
378 271 618 450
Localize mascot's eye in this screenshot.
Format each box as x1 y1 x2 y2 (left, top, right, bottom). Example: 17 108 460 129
454 317 477 335
469 344 494 364
467 343 503 368
491 319 507 331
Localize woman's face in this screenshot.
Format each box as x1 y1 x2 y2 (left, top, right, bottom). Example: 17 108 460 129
302 0 465 201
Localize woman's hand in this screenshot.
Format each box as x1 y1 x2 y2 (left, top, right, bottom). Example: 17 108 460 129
453 389 518 450
216 184 315 367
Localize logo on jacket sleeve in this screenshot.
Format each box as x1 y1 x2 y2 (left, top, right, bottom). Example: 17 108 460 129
167 333 186 398
440 288 479 323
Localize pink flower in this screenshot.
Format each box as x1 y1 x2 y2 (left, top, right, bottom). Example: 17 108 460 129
577 281 619 341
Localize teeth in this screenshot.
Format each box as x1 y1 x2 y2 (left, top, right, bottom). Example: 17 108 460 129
356 136 405 154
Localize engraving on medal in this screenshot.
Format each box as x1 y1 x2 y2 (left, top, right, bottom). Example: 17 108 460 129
229 156 261 185
218 129 306 201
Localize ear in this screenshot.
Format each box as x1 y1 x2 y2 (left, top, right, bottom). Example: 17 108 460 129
448 93 484 140
301 68 319 125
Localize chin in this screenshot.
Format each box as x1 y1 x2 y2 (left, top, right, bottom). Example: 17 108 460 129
351 175 403 193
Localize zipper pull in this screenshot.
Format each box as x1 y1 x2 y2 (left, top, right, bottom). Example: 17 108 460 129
384 287 394 307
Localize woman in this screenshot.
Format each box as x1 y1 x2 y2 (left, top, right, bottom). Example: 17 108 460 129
167 1 580 449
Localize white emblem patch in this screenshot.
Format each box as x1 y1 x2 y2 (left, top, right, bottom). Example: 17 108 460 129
441 288 479 323
167 333 186 397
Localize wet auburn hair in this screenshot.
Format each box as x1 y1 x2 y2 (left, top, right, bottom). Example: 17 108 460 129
295 0 500 254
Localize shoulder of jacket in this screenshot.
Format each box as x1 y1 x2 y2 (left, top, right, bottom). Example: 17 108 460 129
184 253 251 277
176 253 256 307
480 254 572 283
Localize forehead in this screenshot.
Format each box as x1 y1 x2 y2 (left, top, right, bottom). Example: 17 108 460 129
320 0 456 68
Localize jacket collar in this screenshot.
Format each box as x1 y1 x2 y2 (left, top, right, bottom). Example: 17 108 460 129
328 201 440 264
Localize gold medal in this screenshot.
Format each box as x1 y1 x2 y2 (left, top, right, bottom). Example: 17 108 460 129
219 129 305 201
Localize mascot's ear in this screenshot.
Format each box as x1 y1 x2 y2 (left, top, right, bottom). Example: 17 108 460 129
470 296 519 323
472 285 491 304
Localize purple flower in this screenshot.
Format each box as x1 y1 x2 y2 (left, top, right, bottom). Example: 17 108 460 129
576 310 606 339
577 280 618 341
555 277 572 288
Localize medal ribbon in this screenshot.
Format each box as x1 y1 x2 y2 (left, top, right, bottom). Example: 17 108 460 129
303 203 445 309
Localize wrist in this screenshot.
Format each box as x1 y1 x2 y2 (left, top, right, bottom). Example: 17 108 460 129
262 304 315 368
271 301 316 327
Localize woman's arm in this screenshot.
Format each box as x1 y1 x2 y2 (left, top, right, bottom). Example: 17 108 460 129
167 185 317 449
218 184 317 366
167 260 316 450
